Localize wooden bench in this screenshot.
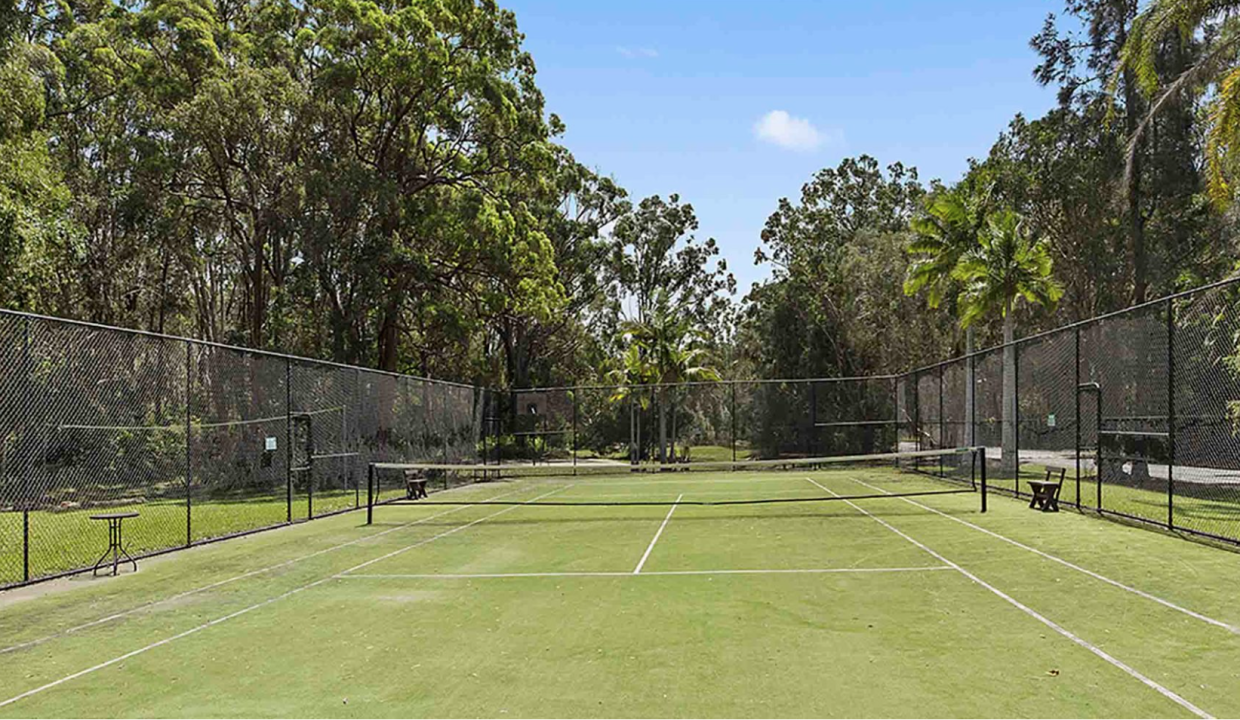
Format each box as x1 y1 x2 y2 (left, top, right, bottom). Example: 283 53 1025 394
404 470 429 500
1027 469 1065 513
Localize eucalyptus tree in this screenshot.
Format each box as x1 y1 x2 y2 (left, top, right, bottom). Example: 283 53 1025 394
745 156 928 380
490 147 629 389
302 0 558 374
608 194 734 332
1033 0 1202 305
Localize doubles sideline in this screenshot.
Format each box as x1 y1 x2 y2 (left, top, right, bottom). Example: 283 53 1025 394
806 477 1212 719
0 483 541 656
0 485 569 710
846 477 1240 635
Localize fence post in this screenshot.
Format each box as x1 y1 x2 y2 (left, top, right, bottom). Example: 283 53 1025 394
893 376 900 455
354 369 361 508
185 342 192 546
571 388 578 477
1074 325 1081 508
966 347 975 448
808 380 816 457
1167 298 1175 530
938 364 945 476
730 382 737 466
912 372 921 453
1014 341 1021 496
285 357 292 523
22 316 31 583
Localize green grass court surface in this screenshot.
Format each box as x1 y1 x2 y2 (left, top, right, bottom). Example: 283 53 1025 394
2 465 1240 718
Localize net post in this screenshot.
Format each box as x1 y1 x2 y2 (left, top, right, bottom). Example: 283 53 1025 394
366 464 374 525
979 447 987 513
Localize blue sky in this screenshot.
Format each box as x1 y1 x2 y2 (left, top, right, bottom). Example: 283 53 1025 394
506 0 1065 296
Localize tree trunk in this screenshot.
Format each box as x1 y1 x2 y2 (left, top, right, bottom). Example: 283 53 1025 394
658 389 668 464
1117 1 1147 305
378 297 400 374
1001 308 1017 476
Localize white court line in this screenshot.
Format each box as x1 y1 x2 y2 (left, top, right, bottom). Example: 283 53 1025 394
806 478 1212 720
340 566 954 580
0 486 568 710
0 484 535 656
551 488 825 500
847 477 1240 635
633 493 682 574
531 475 827 488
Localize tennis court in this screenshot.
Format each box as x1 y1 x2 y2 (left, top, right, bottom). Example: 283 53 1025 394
1 450 1239 718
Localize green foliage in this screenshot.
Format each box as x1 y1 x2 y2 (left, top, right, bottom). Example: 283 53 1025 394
741 156 946 379
904 186 990 311
952 210 1064 329
609 291 722 400
609 193 734 329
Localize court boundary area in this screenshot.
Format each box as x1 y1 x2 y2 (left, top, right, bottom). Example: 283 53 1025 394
0 469 1235 717
339 567 955 580
804 477 1213 719
0 486 569 709
845 477 1240 634
0 483 536 657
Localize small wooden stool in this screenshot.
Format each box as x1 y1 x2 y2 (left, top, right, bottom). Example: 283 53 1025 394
1026 469 1065 513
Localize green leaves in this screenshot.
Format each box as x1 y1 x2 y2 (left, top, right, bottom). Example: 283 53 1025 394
952 209 1063 329
903 187 990 310
608 290 723 404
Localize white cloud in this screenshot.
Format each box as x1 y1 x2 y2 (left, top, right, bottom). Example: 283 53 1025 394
753 110 833 152
617 46 659 59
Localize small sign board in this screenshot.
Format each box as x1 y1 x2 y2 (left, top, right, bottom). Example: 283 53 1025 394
265 436 278 452
1047 414 1057 428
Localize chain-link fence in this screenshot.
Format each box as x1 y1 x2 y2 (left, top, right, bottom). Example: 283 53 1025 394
0 310 489 589
904 276 1240 547
496 377 901 470
7 277 1240 588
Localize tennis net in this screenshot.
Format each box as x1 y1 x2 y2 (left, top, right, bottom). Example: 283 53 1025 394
364 447 988 522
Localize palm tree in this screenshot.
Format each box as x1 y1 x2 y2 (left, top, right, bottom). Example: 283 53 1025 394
1115 0 1240 206
609 293 722 463
905 187 991 445
953 210 1064 472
